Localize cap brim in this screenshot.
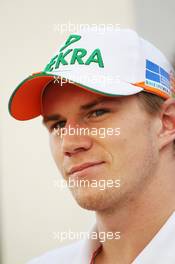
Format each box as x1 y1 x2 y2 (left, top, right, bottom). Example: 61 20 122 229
9 72 144 121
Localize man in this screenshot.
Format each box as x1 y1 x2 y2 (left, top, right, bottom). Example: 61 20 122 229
9 29 175 263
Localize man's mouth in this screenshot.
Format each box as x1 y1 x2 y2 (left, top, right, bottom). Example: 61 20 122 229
67 161 105 176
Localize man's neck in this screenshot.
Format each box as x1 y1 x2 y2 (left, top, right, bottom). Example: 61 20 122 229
95 167 175 264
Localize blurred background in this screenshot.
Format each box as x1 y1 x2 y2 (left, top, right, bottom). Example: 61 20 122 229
1 0 175 263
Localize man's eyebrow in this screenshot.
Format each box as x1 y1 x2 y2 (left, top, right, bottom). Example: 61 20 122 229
80 97 120 110
42 97 120 125
42 114 62 125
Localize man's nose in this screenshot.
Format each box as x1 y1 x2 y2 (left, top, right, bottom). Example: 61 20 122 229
60 122 93 157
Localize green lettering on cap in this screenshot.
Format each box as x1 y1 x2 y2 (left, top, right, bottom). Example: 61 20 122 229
55 49 73 69
85 49 104 68
44 55 58 72
60 34 81 52
70 48 87 65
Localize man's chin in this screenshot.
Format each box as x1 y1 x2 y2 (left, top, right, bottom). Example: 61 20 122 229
70 187 116 211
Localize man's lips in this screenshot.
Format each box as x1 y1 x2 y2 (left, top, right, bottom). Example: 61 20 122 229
67 161 105 175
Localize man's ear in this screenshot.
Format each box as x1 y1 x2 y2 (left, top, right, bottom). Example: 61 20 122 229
158 98 175 150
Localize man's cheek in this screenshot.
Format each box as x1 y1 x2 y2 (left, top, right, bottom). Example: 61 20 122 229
107 135 130 165
49 137 62 164
53 154 64 177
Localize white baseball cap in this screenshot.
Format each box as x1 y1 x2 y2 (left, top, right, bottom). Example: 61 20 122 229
9 28 175 120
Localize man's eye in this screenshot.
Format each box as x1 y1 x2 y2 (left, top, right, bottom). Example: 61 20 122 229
50 120 66 130
89 109 110 118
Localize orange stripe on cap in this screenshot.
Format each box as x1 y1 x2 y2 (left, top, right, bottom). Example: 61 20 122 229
133 82 170 99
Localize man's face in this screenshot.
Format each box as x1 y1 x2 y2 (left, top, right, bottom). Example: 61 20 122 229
42 82 159 212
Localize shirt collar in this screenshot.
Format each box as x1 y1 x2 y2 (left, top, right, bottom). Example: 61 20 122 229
73 224 100 264
133 211 175 263
73 211 175 264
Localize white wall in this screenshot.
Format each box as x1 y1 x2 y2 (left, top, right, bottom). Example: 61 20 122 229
1 1 136 263
134 0 175 64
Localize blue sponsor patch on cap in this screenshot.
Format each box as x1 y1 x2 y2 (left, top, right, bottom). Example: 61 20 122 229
145 59 170 95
